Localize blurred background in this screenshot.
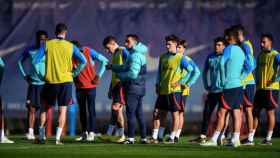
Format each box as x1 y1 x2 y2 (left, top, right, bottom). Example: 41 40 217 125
0 0 279 136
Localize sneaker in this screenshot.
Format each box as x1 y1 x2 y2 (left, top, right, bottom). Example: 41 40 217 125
87 132 95 142
34 138 45 144
164 137 175 144
225 140 241 148
0 137 14 144
200 140 217 147
75 132 88 142
115 135 126 143
123 140 134 144
140 139 148 144
241 138 254 146
260 139 272 146
147 138 159 144
217 137 226 146
189 137 206 144
158 138 164 143
26 133 35 140
55 140 64 145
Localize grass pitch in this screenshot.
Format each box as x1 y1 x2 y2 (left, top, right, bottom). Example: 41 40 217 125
0 136 280 158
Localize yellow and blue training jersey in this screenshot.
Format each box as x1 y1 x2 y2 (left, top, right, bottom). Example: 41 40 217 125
256 49 280 90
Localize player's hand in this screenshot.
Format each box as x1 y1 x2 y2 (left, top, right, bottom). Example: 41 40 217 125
106 64 112 70
171 82 181 88
92 75 100 85
266 80 274 86
24 75 32 83
181 84 189 90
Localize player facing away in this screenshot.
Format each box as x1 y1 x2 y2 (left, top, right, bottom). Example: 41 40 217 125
201 28 253 147
18 30 48 140
251 34 280 145
103 36 129 142
34 23 87 145
151 35 200 144
176 39 200 142
231 25 257 146
107 34 148 144
0 58 14 144
72 40 108 142
189 37 226 144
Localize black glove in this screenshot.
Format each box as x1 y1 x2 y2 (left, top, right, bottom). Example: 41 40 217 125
106 64 112 70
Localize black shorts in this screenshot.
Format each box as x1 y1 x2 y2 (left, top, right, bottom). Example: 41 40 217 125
155 92 182 112
243 84 255 107
179 95 188 112
253 90 279 110
26 84 44 109
111 83 125 105
220 87 243 110
41 82 73 107
206 92 222 108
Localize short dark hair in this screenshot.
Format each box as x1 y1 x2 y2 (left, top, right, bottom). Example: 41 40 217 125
55 23 67 35
103 36 117 47
126 34 139 42
224 28 232 37
35 30 48 48
71 40 82 49
178 39 188 48
227 28 239 41
214 36 226 45
261 33 274 42
231 24 246 35
165 34 179 44
36 30 48 39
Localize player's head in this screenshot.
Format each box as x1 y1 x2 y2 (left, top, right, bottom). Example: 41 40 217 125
261 33 273 51
231 24 246 42
103 36 118 54
71 40 82 50
125 34 139 49
224 28 231 44
225 28 239 45
177 39 188 54
35 30 48 48
214 36 226 54
55 23 68 38
165 34 179 54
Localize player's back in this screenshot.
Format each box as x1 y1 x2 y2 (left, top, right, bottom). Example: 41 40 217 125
45 39 74 84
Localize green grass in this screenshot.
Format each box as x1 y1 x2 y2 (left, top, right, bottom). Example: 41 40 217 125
0 136 280 158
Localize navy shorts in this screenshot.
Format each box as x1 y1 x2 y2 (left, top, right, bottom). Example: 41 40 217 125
41 82 73 107
111 83 125 105
243 84 255 107
253 90 279 110
221 87 244 110
155 92 182 112
26 84 44 109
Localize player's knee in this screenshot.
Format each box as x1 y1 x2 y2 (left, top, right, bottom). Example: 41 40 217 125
153 109 160 120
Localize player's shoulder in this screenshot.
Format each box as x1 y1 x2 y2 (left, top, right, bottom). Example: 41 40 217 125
183 55 192 61
271 49 279 54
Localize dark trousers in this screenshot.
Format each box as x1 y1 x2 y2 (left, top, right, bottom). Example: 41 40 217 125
125 93 146 139
76 88 97 133
200 92 221 135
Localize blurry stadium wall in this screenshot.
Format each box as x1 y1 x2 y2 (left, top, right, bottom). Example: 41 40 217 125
0 0 279 134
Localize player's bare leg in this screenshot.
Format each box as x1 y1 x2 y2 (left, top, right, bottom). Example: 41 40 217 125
26 106 36 140
55 106 67 145
201 107 227 146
